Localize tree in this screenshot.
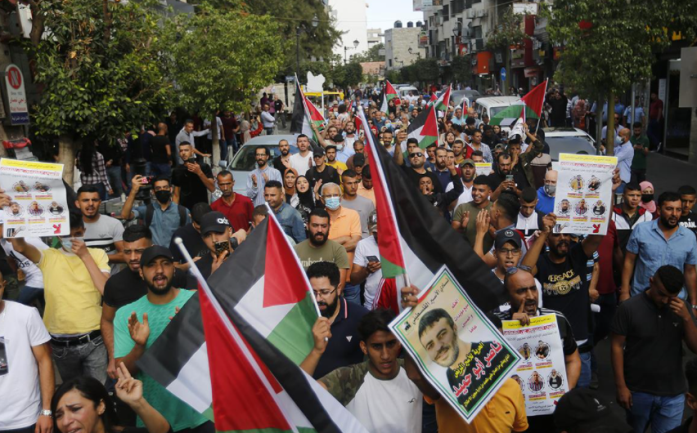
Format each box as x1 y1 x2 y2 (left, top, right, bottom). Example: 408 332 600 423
26 0 172 184
486 8 528 95
163 5 285 165
544 0 697 152
333 62 364 89
352 43 385 63
385 69 402 85
450 56 472 86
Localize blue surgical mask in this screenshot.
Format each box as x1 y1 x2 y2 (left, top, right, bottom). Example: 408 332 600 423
615 136 623 145
325 197 341 210
61 236 84 253
381 116 386 121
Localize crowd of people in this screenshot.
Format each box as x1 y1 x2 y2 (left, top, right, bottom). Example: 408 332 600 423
2 84 697 433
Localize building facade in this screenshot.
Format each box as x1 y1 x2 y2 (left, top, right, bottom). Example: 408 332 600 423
327 0 369 60
384 22 426 70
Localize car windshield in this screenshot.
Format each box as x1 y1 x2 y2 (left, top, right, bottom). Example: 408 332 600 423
230 144 299 171
545 136 596 161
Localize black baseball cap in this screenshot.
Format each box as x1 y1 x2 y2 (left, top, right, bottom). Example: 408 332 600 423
140 246 174 268
494 229 522 250
353 153 366 166
554 388 632 433
313 147 325 157
200 212 231 236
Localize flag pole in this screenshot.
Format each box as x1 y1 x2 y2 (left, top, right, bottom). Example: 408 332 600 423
173 237 301 433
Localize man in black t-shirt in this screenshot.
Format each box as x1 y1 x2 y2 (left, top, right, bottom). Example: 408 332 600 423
150 122 172 176
611 265 697 433
101 226 189 379
172 142 215 211
679 185 697 237
522 213 604 390
306 147 340 192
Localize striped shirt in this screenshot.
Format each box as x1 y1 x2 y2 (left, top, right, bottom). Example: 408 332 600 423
77 151 112 191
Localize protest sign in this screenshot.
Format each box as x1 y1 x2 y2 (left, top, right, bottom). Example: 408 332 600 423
553 154 617 235
0 159 69 238
475 162 492 177
390 266 521 423
502 314 569 416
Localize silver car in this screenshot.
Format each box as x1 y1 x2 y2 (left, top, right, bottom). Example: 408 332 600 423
543 127 599 161
217 134 300 197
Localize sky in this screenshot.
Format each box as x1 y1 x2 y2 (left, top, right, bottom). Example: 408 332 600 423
366 0 424 33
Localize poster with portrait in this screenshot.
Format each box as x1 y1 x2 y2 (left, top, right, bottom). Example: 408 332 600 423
0 158 69 238
502 314 569 416
390 266 521 423
475 162 492 177
553 154 617 235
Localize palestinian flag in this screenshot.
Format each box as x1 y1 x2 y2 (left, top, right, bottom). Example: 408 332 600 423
429 85 451 116
357 106 507 311
489 80 548 127
521 79 548 118
138 215 367 432
379 80 400 112
290 76 326 142
406 104 439 150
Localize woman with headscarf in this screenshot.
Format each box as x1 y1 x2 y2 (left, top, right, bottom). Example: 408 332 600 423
639 180 658 219
283 168 299 207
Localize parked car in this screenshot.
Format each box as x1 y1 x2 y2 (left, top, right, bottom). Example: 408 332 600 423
543 127 598 161
217 134 300 198
450 89 482 108
398 86 419 100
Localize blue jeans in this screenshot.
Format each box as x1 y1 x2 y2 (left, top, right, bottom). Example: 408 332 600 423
106 166 123 198
626 392 684 433
221 138 234 162
17 286 43 307
577 351 592 388
51 335 108 384
343 283 361 305
151 162 171 177
265 127 274 136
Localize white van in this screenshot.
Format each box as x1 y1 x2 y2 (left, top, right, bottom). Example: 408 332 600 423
398 86 419 100
474 96 521 128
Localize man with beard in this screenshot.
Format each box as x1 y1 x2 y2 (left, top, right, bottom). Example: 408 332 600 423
340 170 375 238
468 130 493 163
300 261 368 379
522 212 605 389
122 175 190 247
516 187 545 238
272 139 292 173
294 209 350 285
345 140 365 171
211 170 254 232
397 138 442 193
114 246 211 432
325 144 348 175
343 121 358 152
452 159 476 207
289 134 314 176
434 147 454 191
490 152 527 201
306 147 341 192
481 125 500 147
621 191 697 304
101 226 191 380
247 146 283 207
451 139 469 166
76 185 126 273
452 175 493 249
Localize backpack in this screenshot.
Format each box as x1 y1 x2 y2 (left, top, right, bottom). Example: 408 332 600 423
145 203 187 229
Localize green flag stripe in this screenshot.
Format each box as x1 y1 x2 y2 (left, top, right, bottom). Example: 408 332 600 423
380 254 406 278
266 293 317 365
418 135 437 150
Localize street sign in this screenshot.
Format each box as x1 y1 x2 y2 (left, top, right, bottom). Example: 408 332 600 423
285 75 295 82
500 67 507 82
4 64 29 125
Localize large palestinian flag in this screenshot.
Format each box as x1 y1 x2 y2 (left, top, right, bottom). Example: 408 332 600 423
429 85 451 116
406 104 439 150
357 106 507 311
138 215 367 432
379 80 400 112
290 77 326 142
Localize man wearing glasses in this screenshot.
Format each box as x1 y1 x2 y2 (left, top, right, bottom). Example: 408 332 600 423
301 261 367 379
395 138 443 193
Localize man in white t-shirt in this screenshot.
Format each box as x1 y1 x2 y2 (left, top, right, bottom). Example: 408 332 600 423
0 235 48 307
350 212 382 309
76 185 126 274
301 309 423 433
0 273 54 433
289 134 315 176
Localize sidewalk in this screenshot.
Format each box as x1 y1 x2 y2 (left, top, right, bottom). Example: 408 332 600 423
647 153 696 193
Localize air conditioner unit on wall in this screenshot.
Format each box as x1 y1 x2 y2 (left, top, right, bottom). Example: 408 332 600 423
466 10 475 18
476 9 487 17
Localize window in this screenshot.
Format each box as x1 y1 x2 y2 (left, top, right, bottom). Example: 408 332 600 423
473 25 483 39
443 4 449 21
388 59 393 67
453 0 464 14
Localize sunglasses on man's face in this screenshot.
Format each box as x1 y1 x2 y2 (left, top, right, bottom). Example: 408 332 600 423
409 153 423 158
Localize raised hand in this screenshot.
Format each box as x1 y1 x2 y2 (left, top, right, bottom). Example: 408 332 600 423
128 312 150 347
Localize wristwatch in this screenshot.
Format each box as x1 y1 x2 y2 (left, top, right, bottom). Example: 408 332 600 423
40 410 52 417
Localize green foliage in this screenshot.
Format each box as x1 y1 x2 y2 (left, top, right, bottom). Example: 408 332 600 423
27 0 172 141
352 43 385 63
385 69 402 84
333 62 364 88
450 56 472 84
163 5 286 116
486 8 528 50
543 0 697 97
400 58 439 85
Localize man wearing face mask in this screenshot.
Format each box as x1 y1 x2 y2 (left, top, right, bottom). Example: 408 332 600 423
122 175 190 247
114 246 212 432
8 211 111 384
536 169 558 215
613 128 634 193
329 134 354 165
321 182 362 303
